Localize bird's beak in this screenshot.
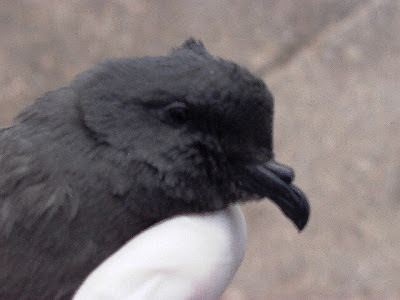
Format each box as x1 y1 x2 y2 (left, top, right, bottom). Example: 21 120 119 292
237 160 310 231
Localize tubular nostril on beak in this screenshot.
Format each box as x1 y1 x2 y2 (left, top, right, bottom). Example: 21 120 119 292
280 166 295 183
265 160 295 184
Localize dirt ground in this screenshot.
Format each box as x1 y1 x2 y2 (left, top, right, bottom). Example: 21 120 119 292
1 1 400 298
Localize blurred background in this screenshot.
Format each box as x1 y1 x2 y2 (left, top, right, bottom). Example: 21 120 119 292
1 0 399 298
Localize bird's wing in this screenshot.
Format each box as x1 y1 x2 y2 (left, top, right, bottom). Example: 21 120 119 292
74 205 247 300
0 125 74 237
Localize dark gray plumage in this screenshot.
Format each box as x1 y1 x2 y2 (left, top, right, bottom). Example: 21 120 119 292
0 39 309 299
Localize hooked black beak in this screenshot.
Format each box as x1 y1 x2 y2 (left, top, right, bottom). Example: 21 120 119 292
237 160 310 231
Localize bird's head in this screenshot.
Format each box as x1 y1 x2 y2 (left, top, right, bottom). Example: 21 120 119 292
72 39 309 230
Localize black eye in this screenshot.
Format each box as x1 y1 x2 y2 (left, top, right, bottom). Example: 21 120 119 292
163 103 190 126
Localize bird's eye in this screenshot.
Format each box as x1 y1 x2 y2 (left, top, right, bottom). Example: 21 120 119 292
163 103 190 126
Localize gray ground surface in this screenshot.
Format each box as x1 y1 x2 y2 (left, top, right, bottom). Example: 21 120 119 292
1 0 399 298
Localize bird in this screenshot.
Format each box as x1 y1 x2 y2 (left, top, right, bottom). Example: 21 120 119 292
0 38 309 299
